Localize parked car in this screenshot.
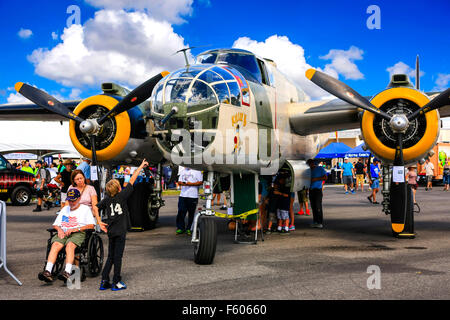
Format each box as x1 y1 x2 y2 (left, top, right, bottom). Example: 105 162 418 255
0 154 35 205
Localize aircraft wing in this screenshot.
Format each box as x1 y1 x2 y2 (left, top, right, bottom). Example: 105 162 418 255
288 98 360 135
0 101 80 121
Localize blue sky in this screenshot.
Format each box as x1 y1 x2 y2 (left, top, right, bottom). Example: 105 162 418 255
0 0 449 104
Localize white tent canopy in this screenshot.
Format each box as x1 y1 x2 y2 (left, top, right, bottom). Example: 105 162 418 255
0 143 80 158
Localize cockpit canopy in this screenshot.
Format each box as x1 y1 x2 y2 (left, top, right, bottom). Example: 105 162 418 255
151 64 250 115
196 49 273 86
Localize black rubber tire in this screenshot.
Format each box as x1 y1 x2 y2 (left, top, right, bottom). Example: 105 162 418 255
86 234 104 277
194 217 217 265
10 186 31 206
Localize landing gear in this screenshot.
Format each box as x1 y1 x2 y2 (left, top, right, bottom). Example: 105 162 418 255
191 171 217 265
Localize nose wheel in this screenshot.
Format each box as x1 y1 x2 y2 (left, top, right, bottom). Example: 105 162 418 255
193 216 217 265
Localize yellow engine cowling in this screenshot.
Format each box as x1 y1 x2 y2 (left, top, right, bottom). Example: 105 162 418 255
361 87 440 164
69 95 131 161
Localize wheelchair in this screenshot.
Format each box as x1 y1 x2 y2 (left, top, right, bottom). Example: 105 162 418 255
44 228 104 281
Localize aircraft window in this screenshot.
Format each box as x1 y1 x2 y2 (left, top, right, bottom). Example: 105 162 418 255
217 53 262 83
169 67 203 80
0 156 6 170
151 81 165 114
187 81 218 110
198 70 224 83
257 59 270 86
196 53 218 64
212 66 234 81
212 82 231 104
228 81 241 107
164 79 191 104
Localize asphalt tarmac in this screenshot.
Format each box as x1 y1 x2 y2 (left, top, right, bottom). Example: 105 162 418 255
1 185 450 300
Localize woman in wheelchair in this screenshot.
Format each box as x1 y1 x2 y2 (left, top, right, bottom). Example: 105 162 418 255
38 188 96 283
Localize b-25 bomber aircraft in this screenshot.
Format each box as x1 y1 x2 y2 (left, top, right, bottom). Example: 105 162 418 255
1 48 449 265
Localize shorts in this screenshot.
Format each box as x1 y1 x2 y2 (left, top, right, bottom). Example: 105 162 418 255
51 231 86 247
297 189 308 203
343 175 353 185
356 174 365 185
427 175 433 183
371 179 380 189
277 209 289 220
409 183 418 190
444 175 450 185
268 211 277 223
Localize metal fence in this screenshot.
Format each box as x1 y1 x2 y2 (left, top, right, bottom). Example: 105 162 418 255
0 201 22 286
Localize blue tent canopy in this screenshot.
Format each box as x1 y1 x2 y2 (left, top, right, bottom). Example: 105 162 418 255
345 143 372 158
315 142 351 158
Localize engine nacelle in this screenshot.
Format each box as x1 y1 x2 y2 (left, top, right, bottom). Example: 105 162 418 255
361 87 440 164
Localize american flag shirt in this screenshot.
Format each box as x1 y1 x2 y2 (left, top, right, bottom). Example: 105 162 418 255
53 204 96 232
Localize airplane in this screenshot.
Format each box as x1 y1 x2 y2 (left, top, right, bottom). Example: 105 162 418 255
1 48 449 265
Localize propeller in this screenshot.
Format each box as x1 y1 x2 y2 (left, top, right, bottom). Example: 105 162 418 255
407 88 450 121
14 82 84 123
305 69 393 121
97 71 169 125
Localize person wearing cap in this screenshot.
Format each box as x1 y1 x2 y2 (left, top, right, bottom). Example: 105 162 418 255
38 188 96 283
307 159 327 228
341 157 355 194
367 158 381 204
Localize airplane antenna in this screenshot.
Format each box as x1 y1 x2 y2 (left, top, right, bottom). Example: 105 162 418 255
173 45 212 69
415 55 420 91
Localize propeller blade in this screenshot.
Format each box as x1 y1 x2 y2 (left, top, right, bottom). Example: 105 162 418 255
407 88 450 121
97 71 169 125
305 69 392 121
14 82 84 123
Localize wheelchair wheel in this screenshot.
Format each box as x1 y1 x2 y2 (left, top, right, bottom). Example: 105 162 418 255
86 234 104 277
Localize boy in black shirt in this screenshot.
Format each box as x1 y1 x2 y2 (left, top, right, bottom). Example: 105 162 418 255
273 173 291 234
97 159 148 291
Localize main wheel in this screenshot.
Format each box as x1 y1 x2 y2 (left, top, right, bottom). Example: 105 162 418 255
194 217 217 265
86 234 104 277
11 186 31 206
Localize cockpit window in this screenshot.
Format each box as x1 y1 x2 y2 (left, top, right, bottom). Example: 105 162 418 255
217 53 262 83
164 79 191 104
196 53 218 64
0 156 6 170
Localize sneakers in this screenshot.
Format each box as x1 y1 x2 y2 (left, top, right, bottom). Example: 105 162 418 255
38 270 53 283
351 189 355 194
186 230 192 236
310 223 323 229
305 209 310 215
345 191 349 194
112 281 127 291
220 206 227 210
297 209 304 215
367 196 373 204
289 225 295 231
99 280 112 290
176 229 185 235
33 206 42 212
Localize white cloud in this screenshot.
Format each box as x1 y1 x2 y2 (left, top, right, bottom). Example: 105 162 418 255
18 28 33 39
51 32 59 40
386 61 424 79
6 92 29 103
233 35 364 100
319 46 364 80
433 73 450 91
28 10 190 88
85 0 193 24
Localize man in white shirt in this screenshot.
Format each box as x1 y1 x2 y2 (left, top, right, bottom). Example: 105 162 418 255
38 188 95 283
176 167 203 235
423 159 435 191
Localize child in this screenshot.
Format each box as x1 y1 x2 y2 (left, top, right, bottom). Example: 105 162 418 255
38 188 95 283
273 174 291 234
97 159 148 291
